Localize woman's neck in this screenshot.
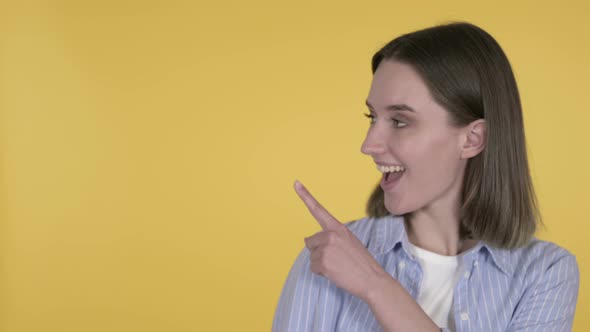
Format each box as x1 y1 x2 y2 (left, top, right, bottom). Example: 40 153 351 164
404 211 478 256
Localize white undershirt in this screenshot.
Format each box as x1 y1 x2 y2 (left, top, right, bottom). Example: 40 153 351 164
405 241 467 330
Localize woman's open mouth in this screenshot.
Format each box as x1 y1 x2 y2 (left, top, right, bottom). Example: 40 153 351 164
377 164 405 191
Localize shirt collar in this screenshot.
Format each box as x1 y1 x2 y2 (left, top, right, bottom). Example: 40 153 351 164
366 214 406 255
368 214 515 276
479 243 515 275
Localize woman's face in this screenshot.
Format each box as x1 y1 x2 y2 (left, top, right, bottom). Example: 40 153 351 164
361 60 468 216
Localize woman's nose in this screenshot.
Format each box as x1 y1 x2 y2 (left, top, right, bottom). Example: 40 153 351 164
360 129 386 156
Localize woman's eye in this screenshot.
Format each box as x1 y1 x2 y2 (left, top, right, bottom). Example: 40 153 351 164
364 113 407 128
392 119 407 128
363 113 375 124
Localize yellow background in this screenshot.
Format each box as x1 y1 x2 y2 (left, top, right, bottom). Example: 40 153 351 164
1 0 588 331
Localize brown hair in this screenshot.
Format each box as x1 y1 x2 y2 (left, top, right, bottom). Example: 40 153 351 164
366 22 543 249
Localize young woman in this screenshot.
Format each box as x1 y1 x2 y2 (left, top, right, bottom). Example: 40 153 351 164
272 22 580 331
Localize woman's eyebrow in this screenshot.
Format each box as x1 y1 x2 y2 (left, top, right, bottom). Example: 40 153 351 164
365 100 416 112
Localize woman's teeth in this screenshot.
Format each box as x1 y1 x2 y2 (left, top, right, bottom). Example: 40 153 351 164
377 165 405 173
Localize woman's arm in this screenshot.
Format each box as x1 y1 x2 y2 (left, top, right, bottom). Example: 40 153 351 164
292 181 442 331
363 269 441 332
272 248 319 332
272 247 442 332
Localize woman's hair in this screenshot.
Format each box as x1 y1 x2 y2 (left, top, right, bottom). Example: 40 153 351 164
366 22 543 249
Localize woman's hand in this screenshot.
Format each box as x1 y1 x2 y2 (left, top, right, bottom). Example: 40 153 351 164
294 180 387 301
294 180 441 332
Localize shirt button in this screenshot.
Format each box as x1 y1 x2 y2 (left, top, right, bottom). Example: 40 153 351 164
464 271 470 279
460 312 469 321
399 261 406 269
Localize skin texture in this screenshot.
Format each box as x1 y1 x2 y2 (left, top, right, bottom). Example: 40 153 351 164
295 60 486 331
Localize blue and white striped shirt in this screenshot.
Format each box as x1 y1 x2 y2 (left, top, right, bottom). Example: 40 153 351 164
273 215 580 331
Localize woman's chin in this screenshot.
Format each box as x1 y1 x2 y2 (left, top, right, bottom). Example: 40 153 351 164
384 200 404 216
384 196 415 217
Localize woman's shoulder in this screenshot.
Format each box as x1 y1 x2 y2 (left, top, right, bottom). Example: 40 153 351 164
492 237 579 282
514 237 576 265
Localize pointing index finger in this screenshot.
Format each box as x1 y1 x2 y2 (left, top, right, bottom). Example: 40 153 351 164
294 180 342 231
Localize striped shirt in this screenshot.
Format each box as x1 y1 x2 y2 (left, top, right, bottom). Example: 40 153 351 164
272 215 580 331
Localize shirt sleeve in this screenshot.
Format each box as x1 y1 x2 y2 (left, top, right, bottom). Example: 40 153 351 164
272 248 321 332
507 253 580 331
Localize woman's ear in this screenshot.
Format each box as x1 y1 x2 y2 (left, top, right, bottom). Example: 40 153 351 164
460 119 486 159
